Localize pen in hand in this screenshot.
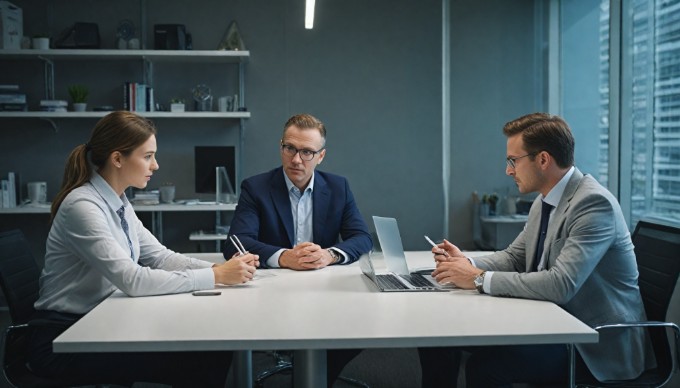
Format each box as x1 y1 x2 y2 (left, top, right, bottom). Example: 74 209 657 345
424 235 449 257
229 235 247 256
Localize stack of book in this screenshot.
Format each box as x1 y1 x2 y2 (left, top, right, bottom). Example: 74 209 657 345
130 190 159 205
123 82 155 112
0 85 27 111
0 172 18 208
39 100 68 112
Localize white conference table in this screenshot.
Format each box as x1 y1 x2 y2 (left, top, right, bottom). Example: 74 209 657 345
54 251 598 388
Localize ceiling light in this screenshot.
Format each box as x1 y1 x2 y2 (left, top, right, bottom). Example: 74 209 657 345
305 0 316 29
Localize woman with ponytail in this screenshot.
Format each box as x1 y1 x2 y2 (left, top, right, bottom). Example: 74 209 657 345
29 111 259 386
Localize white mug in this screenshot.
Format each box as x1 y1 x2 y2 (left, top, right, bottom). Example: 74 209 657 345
27 181 47 204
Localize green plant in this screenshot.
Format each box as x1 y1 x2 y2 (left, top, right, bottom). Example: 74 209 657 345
67 84 89 103
170 98 185 104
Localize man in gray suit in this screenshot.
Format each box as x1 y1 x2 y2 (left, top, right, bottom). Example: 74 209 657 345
431 113 654 386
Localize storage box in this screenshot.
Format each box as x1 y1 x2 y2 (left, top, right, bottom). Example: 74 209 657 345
0 1 22 49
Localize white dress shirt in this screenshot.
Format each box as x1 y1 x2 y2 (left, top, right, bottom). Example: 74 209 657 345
34 172 215 315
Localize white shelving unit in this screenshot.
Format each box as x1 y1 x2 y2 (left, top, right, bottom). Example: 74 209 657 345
1 48 250 251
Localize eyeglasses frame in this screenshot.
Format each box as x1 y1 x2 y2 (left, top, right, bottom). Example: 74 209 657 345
506 152 537 169
280 142 325 161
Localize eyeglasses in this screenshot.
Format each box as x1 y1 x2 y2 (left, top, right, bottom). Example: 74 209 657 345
280 143 324 161
506 153 536 169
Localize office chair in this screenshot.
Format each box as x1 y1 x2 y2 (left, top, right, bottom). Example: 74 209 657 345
0 229 128 388
254 350 370 388
575 220 680 388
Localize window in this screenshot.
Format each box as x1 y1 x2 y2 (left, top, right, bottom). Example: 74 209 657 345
622 0 680 226
560 0 680 228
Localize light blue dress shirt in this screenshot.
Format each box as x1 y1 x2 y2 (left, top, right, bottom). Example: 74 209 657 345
34 172 216 315
266 171 348 267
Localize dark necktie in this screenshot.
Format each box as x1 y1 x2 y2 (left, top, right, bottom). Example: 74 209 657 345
532 201 554 272
117 205 134 259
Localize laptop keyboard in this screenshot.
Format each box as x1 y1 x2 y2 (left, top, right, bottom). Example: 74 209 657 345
375 273 436 290
402 273 435 288
376 274 410 290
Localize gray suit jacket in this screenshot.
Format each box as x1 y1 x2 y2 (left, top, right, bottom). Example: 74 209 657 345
474 168 654 381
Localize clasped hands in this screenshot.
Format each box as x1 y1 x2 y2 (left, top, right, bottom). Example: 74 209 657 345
430 239 483 289
213 252 259 285
279 242 337 270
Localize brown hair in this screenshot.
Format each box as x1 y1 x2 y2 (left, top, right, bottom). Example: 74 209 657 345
50 111 157 220
282 113 326 142
502 113 575 168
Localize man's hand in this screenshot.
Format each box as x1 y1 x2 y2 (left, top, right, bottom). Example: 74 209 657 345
213 253 259 285
431 256 483 289
431 239 466 264
279 242 335 270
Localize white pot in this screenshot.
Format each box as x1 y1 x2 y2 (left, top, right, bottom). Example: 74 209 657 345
72 103 87 112
32 37 50 50
170 103 185 113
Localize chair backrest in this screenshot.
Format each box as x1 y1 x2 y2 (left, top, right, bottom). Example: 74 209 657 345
631 220 680 375
0 230 41 325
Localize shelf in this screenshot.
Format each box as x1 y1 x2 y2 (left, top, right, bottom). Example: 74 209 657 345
0 49 249 63
189 231 229 241
0 203 236 214
0 111 251 119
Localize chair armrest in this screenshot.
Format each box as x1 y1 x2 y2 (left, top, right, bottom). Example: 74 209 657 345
593 321 680 332
593 321 680 383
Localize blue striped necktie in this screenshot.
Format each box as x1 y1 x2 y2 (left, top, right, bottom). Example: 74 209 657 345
116 205 134 259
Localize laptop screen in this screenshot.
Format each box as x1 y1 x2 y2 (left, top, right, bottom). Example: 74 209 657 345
372 216 410 275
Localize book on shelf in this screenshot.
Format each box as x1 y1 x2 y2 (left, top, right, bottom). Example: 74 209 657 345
39 100 68 112
123 82 154 112
0 103 27 111
0 180 9 208
6 172 15 208
0 85 19 91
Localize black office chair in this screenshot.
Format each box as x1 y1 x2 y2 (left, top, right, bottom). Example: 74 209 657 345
575 220 680 387
0 229 127 388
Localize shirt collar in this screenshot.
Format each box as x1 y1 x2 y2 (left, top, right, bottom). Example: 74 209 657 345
283 169 315 194
90 172 128 211
541 166 575 207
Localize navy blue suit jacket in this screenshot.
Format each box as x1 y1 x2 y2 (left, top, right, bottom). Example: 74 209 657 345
223 167 372 267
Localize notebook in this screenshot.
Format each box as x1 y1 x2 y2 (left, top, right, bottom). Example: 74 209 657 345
359 216 453 292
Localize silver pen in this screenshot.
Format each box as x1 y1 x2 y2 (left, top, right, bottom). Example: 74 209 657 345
424 235 449 257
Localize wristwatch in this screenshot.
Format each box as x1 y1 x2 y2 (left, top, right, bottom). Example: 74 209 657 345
327 249 341 264
473 271 486 294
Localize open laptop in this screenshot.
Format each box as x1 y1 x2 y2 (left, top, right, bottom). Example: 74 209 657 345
359 216 453 292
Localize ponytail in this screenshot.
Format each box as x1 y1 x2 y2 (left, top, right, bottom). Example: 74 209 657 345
50 144 92 221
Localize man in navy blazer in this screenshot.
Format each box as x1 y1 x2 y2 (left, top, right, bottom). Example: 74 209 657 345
224 114 372 386
223 114 372 268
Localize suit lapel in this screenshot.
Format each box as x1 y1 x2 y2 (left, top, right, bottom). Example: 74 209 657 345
312 172 330 242
541 168 584 268
270 168 295 246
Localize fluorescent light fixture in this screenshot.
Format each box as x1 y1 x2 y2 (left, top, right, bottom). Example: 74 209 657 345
305 0 316 29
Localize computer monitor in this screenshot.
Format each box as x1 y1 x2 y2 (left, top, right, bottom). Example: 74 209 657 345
194 146 236 196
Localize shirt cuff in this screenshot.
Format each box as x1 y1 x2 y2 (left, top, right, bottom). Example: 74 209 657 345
266 249 285 268
483 271 493 294
329 247 348 264
193 267 216 290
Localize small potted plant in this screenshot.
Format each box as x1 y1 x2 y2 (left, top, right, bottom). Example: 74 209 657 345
32 34 50 50
68 84 89 112
170 98 185 113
